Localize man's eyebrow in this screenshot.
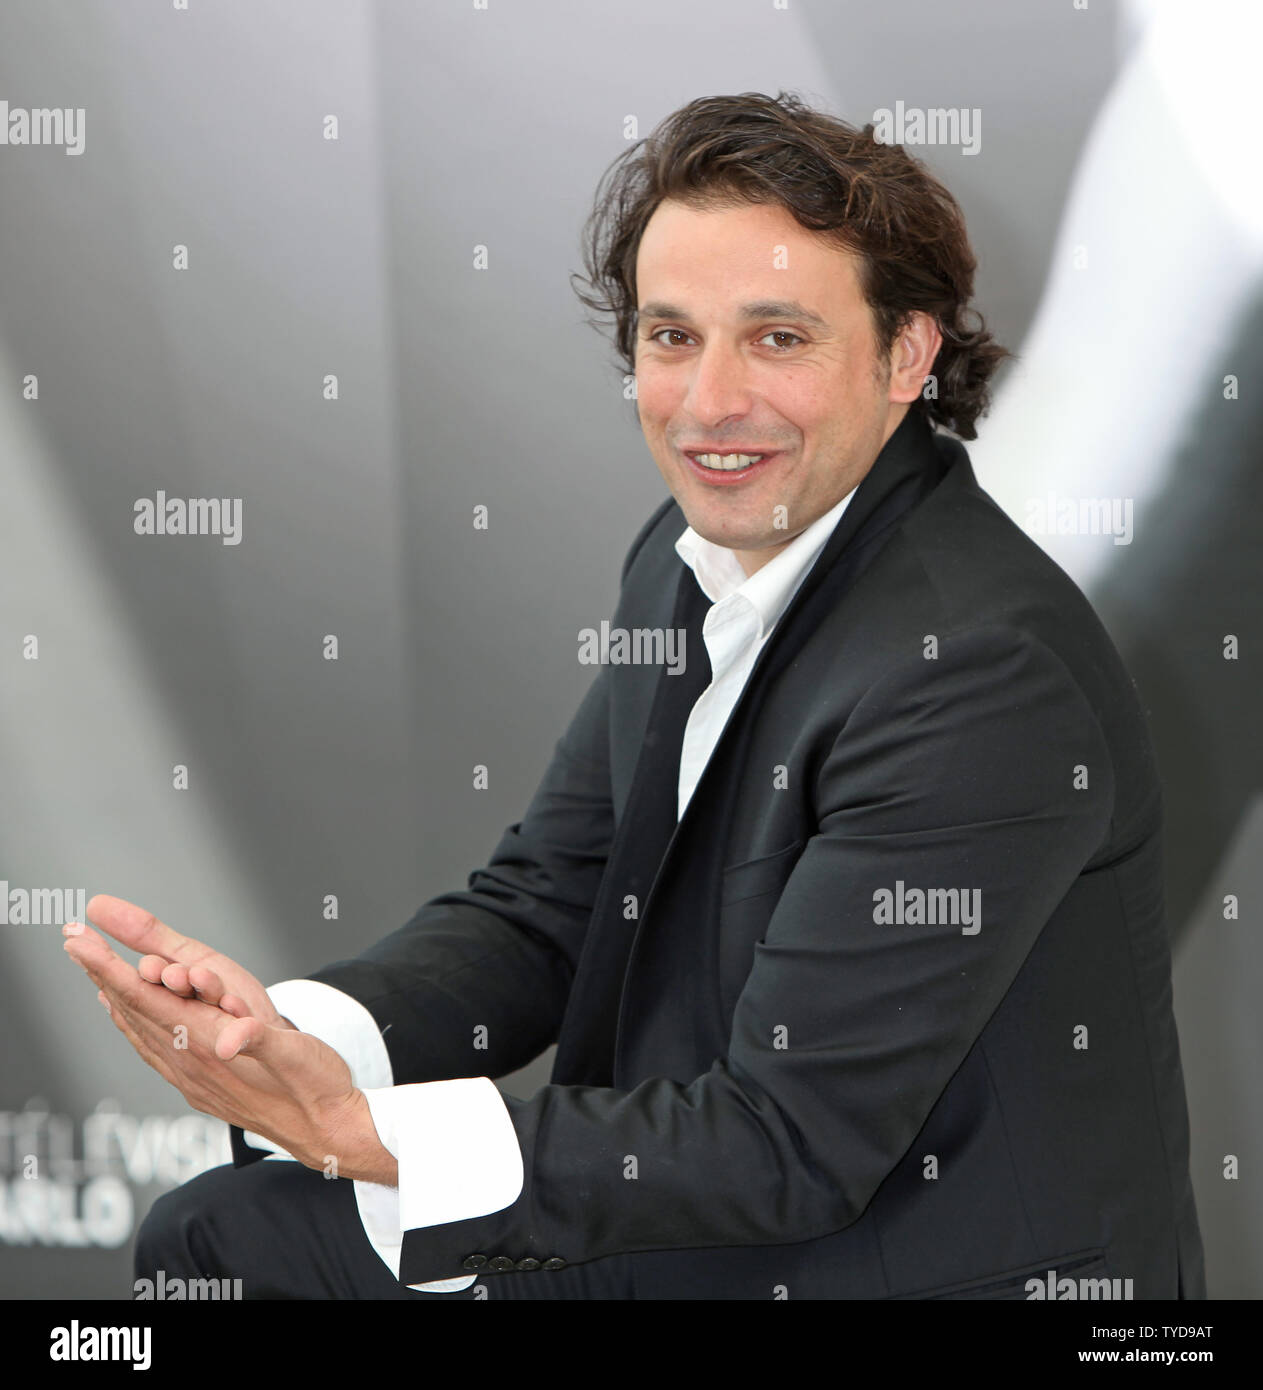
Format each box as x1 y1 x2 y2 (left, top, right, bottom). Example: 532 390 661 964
637 300 832 332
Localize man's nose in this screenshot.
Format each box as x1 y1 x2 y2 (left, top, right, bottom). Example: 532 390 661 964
683 339 756 423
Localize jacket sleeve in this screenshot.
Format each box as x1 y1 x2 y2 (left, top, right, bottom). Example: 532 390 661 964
382 623 1117 1285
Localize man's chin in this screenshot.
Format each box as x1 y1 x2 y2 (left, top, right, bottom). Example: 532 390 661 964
682 511 798 549
682 517 757 549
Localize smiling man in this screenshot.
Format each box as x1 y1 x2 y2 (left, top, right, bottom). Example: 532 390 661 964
69 91 1204 1301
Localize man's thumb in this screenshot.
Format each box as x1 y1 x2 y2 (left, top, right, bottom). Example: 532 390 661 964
215 1014 267 1061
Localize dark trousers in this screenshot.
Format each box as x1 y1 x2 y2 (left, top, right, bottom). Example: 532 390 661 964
134 1159 636 1300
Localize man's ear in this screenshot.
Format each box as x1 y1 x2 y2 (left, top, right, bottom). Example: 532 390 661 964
888 311 942 405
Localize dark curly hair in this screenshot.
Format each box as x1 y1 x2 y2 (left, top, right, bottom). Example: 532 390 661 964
570 91 1012 441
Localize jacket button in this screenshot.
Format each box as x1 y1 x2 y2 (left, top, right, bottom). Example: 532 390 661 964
515 1257 540 1272
489 1255 516 1272
461 1255 488 1270
542 1257 567 1271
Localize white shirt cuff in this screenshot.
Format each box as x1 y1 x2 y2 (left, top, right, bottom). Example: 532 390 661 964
354 1078 524 1292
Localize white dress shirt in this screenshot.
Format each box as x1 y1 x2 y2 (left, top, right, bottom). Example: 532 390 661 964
242 486 856 1290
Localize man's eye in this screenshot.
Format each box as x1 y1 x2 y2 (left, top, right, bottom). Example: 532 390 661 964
649 328 693 347
758 330 805 351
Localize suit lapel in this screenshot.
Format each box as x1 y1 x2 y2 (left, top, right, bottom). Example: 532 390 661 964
550 563 712 1085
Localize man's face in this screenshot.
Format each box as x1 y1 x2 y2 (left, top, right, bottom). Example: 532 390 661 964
633 198 908 575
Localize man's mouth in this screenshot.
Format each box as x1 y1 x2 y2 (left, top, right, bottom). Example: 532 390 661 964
688 451 765 471
681 449 779 482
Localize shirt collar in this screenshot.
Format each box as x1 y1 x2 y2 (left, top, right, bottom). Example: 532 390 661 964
673 486 857 641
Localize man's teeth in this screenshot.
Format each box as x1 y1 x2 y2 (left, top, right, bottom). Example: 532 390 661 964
693 452 765 471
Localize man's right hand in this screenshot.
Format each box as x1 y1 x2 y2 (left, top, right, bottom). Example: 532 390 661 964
84 894 296 1029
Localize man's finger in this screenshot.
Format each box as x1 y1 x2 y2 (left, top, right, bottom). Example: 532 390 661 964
64 921 124 958
214 993 252 1020
85 894 203 966
186 964 228 1006
138 953 176 985
159 962 197 998
62 924 136 994
139 957 231 1009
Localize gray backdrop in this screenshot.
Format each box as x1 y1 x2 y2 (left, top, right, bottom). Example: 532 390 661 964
1 0 1258 1299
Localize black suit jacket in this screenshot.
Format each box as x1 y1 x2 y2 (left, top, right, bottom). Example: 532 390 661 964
232 408 1205 1299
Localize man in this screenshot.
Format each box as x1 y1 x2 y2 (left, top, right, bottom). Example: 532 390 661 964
65 91 1204 1299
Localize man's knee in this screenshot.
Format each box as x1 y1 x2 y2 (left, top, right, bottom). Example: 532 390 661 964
133 1163 236 1281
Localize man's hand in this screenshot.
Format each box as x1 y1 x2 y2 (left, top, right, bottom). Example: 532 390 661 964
62 900 397 1186
84 894 294 1029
